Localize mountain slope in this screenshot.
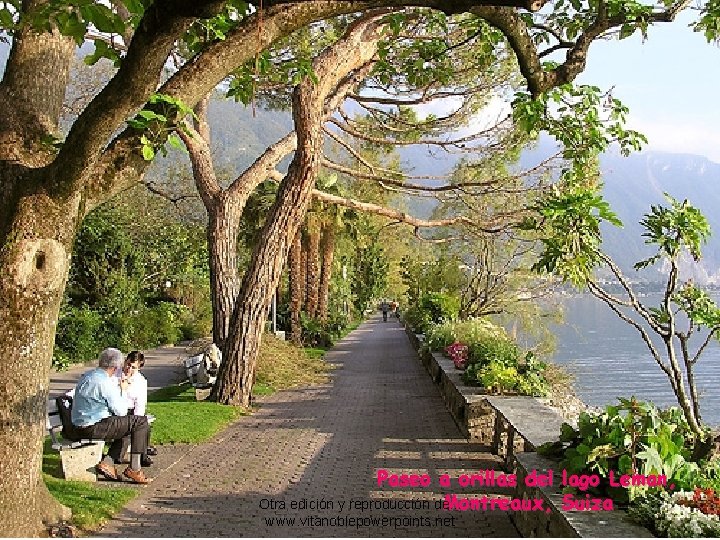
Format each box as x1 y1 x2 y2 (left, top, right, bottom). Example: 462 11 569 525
600 151 720 282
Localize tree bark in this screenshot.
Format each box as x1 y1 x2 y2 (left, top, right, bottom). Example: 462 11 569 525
318 223 337 322
179 97 298 350
207 200 243 350
300 232 308 310
305 214 322 319
0 187 80 535
212 14 385 406
0 9 80 533
288 231 303 345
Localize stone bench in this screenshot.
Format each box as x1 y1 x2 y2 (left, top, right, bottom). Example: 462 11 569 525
47 397 105 482
183 354 215 400
182 344 223 400
47 397 157 482
486 395 568 468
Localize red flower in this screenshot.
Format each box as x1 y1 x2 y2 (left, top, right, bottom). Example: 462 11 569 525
445 342 469 370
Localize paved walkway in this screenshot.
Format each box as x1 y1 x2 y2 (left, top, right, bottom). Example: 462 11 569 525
75 317 518 537
50 344 189 398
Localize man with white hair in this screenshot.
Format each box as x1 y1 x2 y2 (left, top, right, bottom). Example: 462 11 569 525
70 347 151 484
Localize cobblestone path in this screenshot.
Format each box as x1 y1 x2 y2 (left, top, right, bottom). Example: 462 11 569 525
98 316 519 537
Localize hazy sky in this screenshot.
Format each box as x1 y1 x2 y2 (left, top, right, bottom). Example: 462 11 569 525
576 10 720 163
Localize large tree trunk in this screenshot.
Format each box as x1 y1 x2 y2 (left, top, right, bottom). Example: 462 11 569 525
318 223 337 322
0 191 80 535
300 233 308 310
0 5 221 533
183 96 243 351
207 199 243 350
288 231 303 345
212 15 384 406
305 215 322 319
179 97 297 350
0 15 78 535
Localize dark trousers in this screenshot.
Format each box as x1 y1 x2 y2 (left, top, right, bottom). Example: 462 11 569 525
74 414 149 462
119 409 151 461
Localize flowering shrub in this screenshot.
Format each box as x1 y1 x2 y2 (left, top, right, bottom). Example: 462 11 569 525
425 318 504 350
656 490 720 537
678 488 720 515
445 342 469 369
629 459 720 535
424 317 550 395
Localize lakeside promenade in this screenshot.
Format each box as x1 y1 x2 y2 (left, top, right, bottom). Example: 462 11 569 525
52 316 518 537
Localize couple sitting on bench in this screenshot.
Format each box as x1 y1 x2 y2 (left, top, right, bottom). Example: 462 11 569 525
67 348 155 484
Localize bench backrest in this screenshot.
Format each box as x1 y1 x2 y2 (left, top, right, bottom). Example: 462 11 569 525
183 346 223 386
183 354 204 384
46 397 70 445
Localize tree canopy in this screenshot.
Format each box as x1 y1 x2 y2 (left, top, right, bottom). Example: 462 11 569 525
0 0 715 536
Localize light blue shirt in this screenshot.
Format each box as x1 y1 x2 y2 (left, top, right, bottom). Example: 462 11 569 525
71 368 128 427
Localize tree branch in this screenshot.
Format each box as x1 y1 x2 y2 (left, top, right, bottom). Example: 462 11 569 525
598 251 668 336
142 180 198 208
53 0 227 189
588 280 674 380
472 0 690 97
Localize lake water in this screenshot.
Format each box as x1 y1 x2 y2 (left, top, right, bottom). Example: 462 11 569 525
549 294 720 426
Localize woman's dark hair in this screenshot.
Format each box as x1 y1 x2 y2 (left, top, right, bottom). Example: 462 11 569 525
126 350 145 368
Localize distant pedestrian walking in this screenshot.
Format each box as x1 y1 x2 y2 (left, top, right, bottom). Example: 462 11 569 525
381 300 389 322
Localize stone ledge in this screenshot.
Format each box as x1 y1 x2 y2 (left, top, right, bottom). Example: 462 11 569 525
403 322 652 538
512 452 653 538
59 441 104 482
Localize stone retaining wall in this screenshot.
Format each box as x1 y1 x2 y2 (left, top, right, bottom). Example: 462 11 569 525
512 453 652 537
403 325 519 448
403 322 653 538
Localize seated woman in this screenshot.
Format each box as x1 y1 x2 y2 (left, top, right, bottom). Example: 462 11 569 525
117 351 156 467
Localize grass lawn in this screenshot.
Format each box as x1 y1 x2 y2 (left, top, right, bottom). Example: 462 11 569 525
42 438 136 533
146 383 246 444
255 333 331 392
43 332 335 533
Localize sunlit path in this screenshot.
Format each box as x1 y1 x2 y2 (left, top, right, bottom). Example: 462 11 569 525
98 315 519 537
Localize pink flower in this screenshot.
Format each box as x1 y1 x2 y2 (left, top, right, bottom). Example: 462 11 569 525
445 342 469 370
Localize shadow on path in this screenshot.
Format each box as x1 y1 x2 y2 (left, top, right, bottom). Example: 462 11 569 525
98 316 520 537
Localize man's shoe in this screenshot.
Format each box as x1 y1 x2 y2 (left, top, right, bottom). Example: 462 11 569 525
95 462 119 481
141 455 153 467
146 446 158 456
123 467 151 484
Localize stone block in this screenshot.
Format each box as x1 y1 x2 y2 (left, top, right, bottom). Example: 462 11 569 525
195 386 212 401
60 442 104 482
428 354 441 383
512 453 653 538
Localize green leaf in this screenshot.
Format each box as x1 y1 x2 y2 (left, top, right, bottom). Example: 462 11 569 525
138 110 167 123
636 448 663 475
167 134 184 151
619 23 635 39
618 454 632 474
84 39 121 67
141 145 155 161
0 8 15 29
